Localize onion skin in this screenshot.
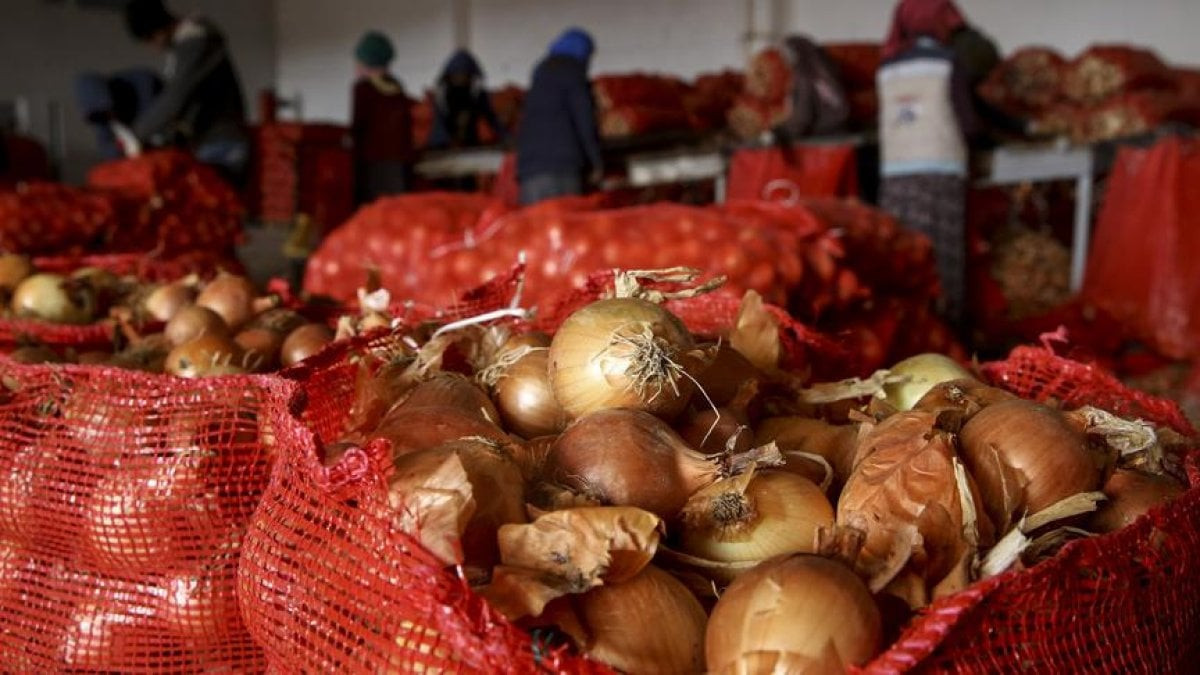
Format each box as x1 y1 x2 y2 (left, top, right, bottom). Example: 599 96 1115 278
539 565 706 675
280 323 334 367
679 470 833 563
959 399 1109 532
692 342 763 407
401 372 500 425
913 378 1016 421
550 408 717 519
705 554 882 674
165 305 229 346
195 273 258 330
754 417 858 486
1092 469 1185 533
493 346 568 438
883 353 973 411
371 405 512 460
549 298 696 421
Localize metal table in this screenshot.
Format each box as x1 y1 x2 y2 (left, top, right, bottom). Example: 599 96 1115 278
413 147 506 179
981 141 1096 291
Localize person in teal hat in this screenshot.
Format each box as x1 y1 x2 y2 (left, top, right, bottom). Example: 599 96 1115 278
351 30 414 203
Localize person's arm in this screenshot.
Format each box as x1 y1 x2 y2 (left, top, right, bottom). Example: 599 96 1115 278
133 33 223 144
426 85 451 149
477 89 507 144
351 81 370 151
565 73 602 175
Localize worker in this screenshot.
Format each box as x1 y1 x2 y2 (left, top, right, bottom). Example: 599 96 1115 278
428 49 506 150
877 0 979 329
122 0 248 184
74 69 162 160
351 31 415 203
516 28 602 205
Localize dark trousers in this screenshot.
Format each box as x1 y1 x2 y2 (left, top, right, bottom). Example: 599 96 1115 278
518 171 583 205
357 160 411 204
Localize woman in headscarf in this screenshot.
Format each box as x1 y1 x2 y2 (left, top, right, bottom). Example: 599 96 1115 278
516 28 603 205
428 49 505 150
876 0 979 331
351 31 415 203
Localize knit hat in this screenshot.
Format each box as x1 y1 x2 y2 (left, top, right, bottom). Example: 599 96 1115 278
548 28 595 63
355 31 395 68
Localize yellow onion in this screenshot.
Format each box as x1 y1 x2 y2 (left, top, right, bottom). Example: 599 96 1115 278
549 297 697 421
488 332 568 438
8 345 64 364
1091 469 1185 533
234 328 283 372
754 417 858 487
165 334 242 378
195 272 259 330
165 305 229 346
692 342 764 407
371 405 511 460
0 254 34 291
401 372 500 425
539 565 706 675
959 399 1113 533
705 554 882 674
550 408 724 518
882 353 974 411
142 281 196 322
247 307 306 336
10 273 96 324
280 323 334 367
679 467 833 563
913 378 1015 419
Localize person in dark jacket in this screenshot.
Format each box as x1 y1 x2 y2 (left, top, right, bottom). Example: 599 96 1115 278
428 49 505 149
516 28 602 205
74 68 163 160
123 0 248 183
351 31 415 203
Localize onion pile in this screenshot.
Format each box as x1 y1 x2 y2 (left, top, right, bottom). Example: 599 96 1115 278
311 273 1186 674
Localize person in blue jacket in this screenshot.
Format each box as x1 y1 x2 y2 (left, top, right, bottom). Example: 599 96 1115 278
74 68 163 160
516 28 602 205
428 49 505 150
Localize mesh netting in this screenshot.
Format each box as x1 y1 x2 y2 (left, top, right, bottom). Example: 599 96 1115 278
0 359 281 671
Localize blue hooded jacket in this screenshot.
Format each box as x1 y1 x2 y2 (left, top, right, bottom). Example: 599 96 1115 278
517 28 602 179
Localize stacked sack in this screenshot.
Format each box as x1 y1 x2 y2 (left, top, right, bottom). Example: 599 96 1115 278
0 183 117 254
249 123 354 230
980 44 1200 143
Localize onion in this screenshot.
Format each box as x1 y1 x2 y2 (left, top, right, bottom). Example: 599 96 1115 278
165 305 229 346
1091 469 1185 533
400 372 500 425
280 323 334 367
754 417 858 487
371 405 511 460
882 353 974 411
705 554 882 673
8 345 64 364
548 297 697 421
678 379 758 455
692 342 764 407
0 254 33 291
959 399 1113 533
487 333 568 438
247 307 306 336
165 334 242 378
913 378 1016 420
539 565 706 675
679 467 833 563
158 567 241 638
143 281 196 322
394 438 526 569
235 327 283 372
10 273 96 324
195 272 258 329
550 408 722 518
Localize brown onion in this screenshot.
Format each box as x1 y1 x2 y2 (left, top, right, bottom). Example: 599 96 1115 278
234 328 283 372
489 333 568 438
691 342 764 407
400 372 500 424
1091 469 1185 533
679 468 833 563
8 345 64 364
371 405 511 460
539 565 706 675
959 399 1111 533
705 554 882 673
143 281 195 322
10 273 96 324
549 297 697 421
280 323 333 367
247 308 306 335
550 408 722 518
165 305 229 346
913 378 1016 421
165 334 242 378
195 273 258 329
0 254 34 291
678 407 751 455
755 417 858 486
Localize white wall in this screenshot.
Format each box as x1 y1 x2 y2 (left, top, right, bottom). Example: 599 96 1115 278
0 0 276 183
277 0 1200 129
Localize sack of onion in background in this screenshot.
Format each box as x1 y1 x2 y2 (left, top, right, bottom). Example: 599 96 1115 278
86 149 245 257
981 43 1200 143
0 182 118 254
239 263 1196 673
0 356 297 671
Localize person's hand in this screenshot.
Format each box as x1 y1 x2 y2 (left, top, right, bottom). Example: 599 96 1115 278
110 122 142 158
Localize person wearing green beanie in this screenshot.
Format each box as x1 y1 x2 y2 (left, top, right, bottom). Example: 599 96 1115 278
351 30 414 202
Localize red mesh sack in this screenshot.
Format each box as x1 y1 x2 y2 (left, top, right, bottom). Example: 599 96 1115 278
685 70 744 131
1077 90 1200 143
0 182 116 254
0 359 281 671
978 47 1067 115
726 94 788 140
1063 45 1172 105
725 144 860 202
599 105 693 138
1083 136 1200 359
592 73 688 113
32 249 244 282
865 340 1198 672
822 42 882 92
1173 67 1200 101
87 150 244 255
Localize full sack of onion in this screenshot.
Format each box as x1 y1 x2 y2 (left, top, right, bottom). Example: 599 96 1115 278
705 554 882 674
